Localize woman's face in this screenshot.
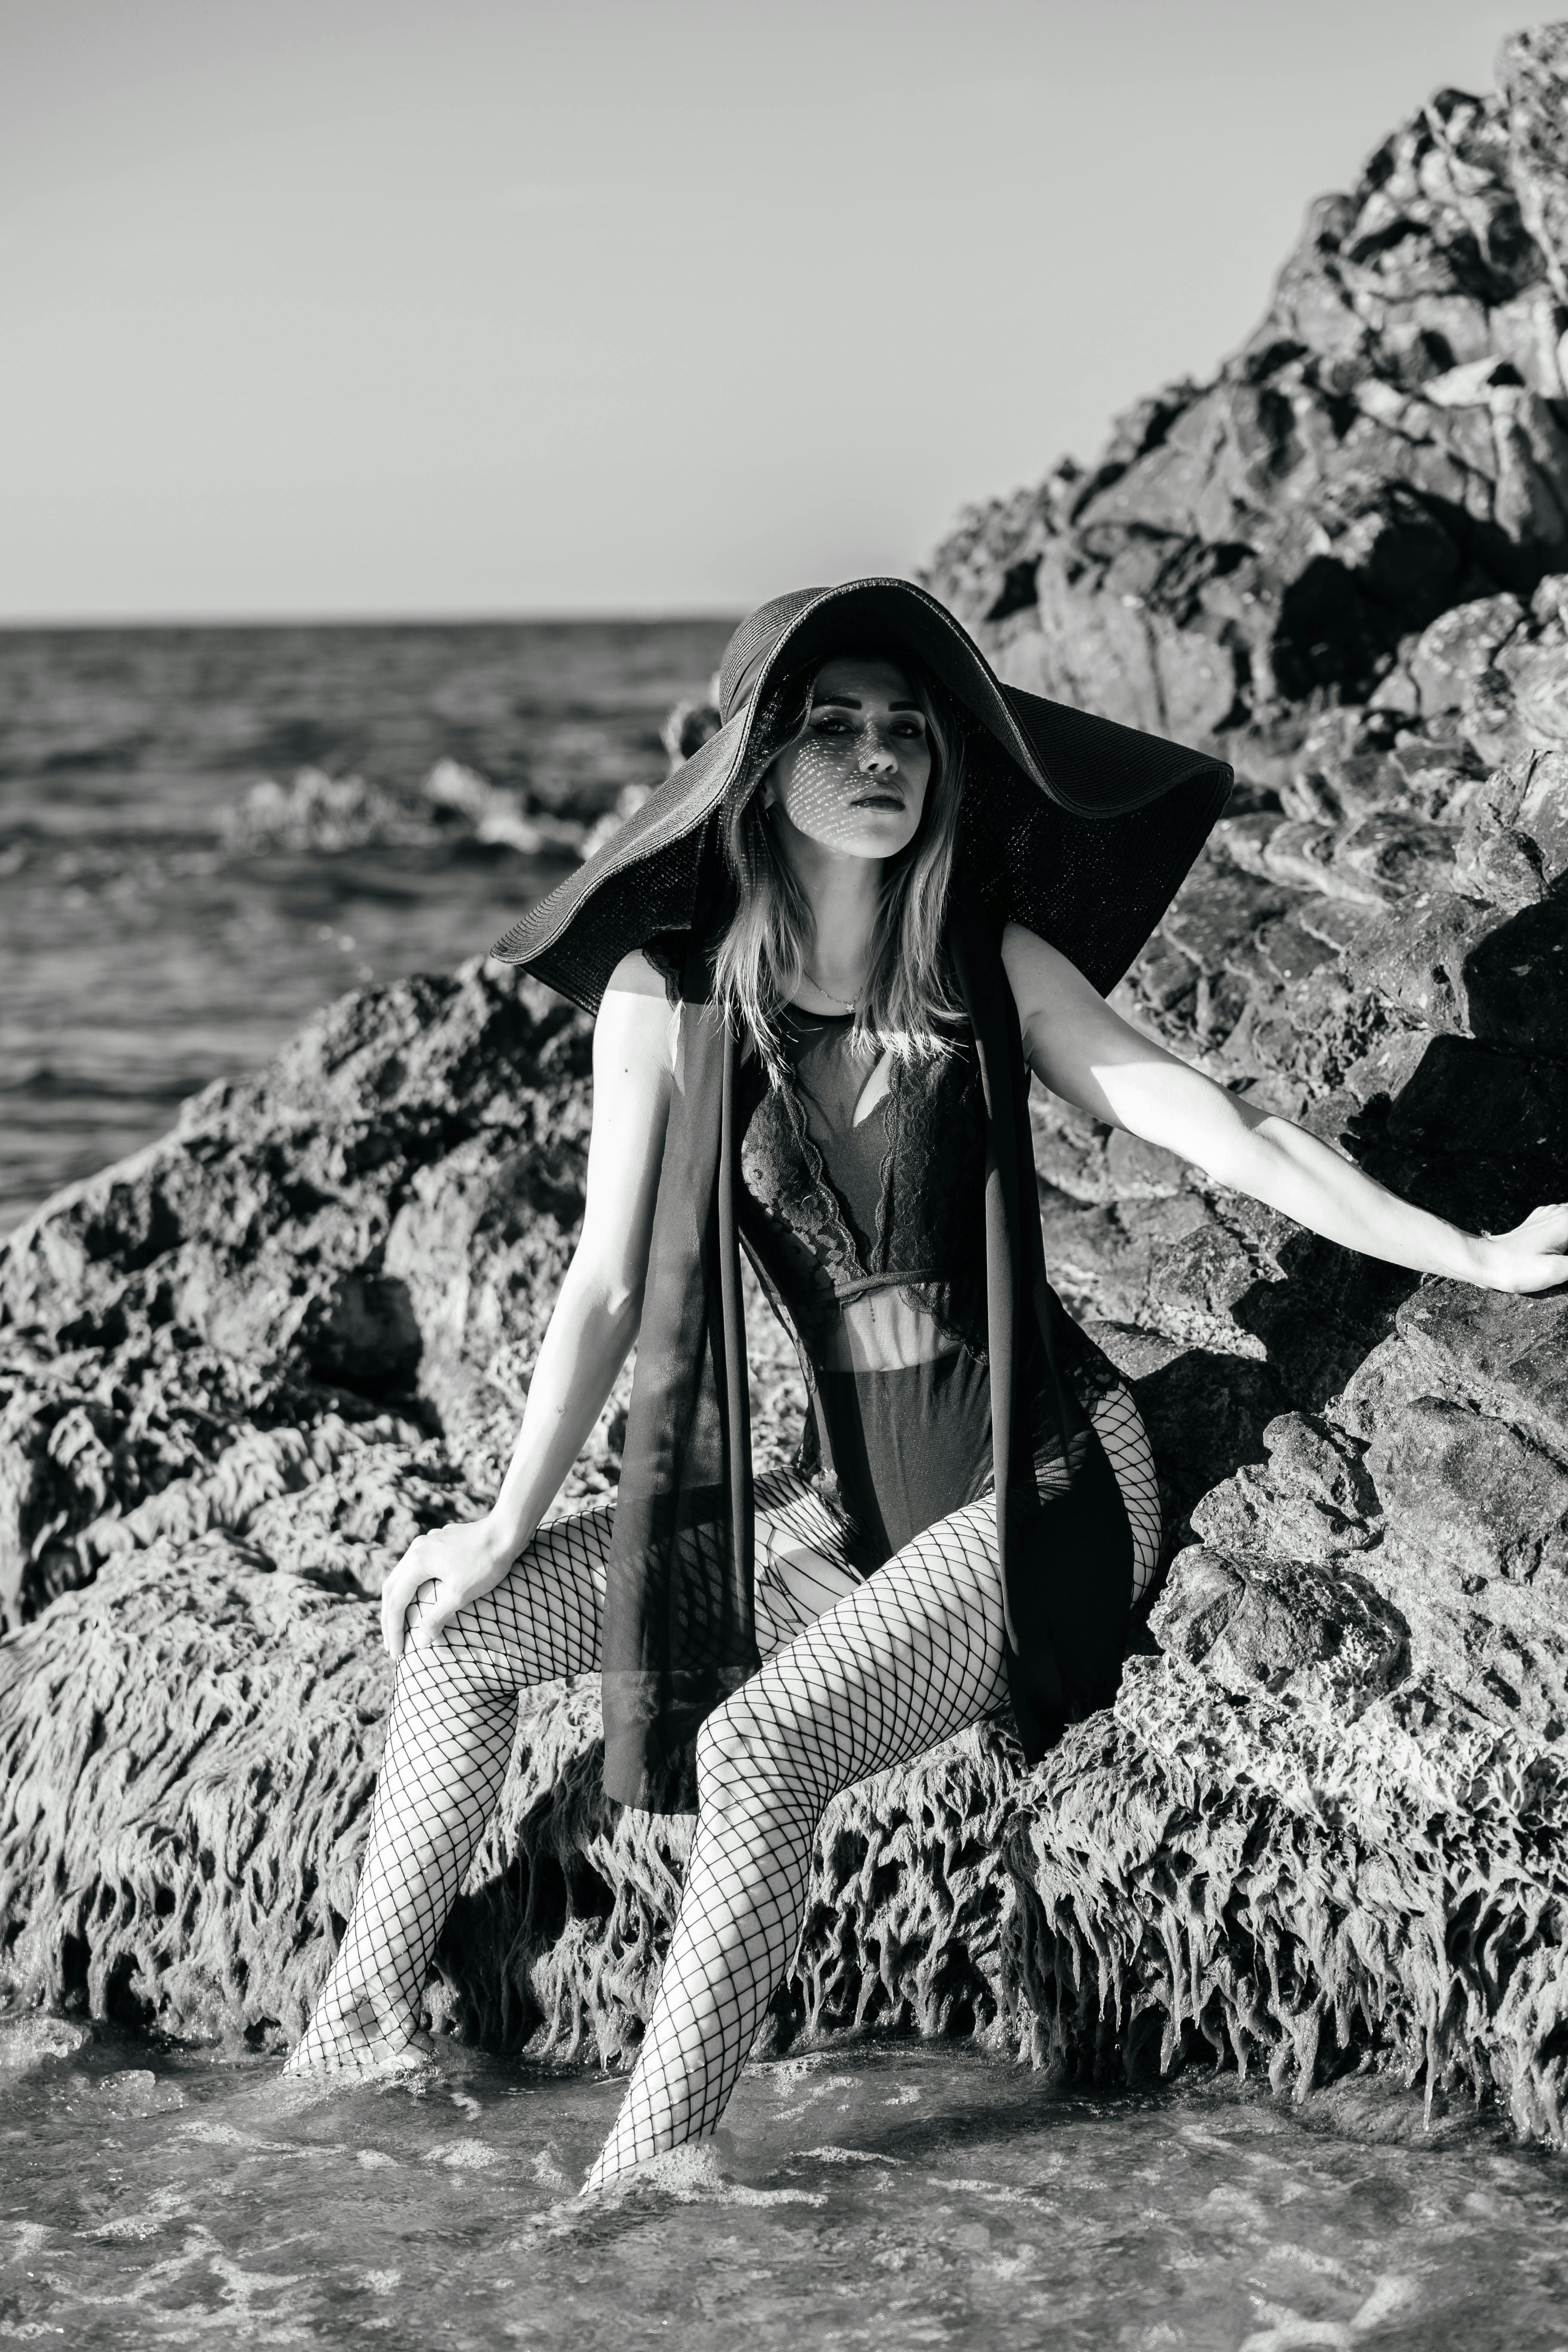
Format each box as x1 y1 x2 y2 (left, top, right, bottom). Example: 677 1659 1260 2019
763 655 933 864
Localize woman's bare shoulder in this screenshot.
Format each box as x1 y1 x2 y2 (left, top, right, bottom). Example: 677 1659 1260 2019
602 946 672 1001
594 949 680 1084
999 920 1094 998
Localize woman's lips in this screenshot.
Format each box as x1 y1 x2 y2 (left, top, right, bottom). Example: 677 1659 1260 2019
849 790 904 809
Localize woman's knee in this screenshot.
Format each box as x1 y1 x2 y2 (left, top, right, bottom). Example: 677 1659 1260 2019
400 1515 608 1684
398 1579 517 1693
694 1678 825 1825
402 1574 447 1646
694 1689 757 1800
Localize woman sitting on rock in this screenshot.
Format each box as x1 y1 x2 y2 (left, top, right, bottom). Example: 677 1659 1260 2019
286 580 1568 2182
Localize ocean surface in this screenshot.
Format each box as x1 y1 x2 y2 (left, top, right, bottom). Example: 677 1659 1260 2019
3 2022 1567 2350
0 620 733 1233
5 623 1568 2346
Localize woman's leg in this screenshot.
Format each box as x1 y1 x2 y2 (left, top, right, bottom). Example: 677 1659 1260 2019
584 1428 1142 2186
286 1499 616 2074
286 1471 852 2075
289 1412 1147 2086
583 1483 1015 2184
1087 1380 1163 1606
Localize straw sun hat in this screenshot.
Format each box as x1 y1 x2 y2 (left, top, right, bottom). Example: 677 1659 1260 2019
491 578 1232 1005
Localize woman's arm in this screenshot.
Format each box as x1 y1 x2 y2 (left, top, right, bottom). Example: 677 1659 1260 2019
1000 921 1568 1296
378 951 677 1657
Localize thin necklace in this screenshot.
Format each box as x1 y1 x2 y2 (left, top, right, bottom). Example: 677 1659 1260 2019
803 964 861 1012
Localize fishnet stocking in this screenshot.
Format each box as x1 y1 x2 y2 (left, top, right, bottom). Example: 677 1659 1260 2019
287 1387 1159 2109
583 1469 1023 2187
285 1500 612 2076
284 1476 864 2076
1088 1378 1162 1606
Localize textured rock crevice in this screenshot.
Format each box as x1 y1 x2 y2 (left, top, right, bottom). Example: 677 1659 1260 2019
4 24 1568 2141
925 37 1568 769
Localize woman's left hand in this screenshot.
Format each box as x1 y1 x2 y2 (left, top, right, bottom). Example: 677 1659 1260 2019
1471 1204 1568 1294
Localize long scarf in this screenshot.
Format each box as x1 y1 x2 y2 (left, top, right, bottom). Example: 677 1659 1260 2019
600 898 1128 1812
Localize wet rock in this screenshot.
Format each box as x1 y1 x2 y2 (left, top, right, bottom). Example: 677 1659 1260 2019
0 2010 93 2070
225 761 590 859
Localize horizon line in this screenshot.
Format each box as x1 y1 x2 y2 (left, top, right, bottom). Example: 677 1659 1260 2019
0 607 749 634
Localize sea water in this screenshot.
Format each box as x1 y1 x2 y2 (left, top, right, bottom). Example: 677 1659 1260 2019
5 625 1568 2345
0 619 731 1231
2 2026 1567 2349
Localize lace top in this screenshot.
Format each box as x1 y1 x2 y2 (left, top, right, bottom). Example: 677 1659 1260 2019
736 1008 1118 1566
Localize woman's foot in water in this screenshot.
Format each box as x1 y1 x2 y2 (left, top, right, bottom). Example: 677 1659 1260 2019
282 2000 436 2082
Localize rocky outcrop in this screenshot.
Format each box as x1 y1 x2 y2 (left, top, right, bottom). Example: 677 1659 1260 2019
3 27 1568 2142
225 759 588 859
0 962 582 1631
0 1541 1014 2063
925 27 1568 780
0 951 811 1635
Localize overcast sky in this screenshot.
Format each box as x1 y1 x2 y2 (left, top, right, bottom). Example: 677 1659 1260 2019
0 0 1539 621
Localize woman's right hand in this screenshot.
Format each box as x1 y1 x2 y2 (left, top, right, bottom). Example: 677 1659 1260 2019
378 1515 521 1661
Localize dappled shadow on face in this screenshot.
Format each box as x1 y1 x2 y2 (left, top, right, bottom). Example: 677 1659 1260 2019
765 657 932 868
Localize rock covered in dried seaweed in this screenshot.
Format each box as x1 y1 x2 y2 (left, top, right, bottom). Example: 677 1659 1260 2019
0 1537 1018 2061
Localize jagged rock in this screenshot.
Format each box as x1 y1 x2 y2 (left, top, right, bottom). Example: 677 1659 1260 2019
925 30 1568 768
4 22 1568 2145
1366 1393 1568 1584
1187 1411 1381 1566
0 964 585 1627
1152 1544 1409 1706
1005 1656 1568 2143
0 958 808 1633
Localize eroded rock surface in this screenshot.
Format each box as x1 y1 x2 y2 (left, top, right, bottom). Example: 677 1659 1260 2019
4 27 1568 2140
0 1540 1017 2068
926 27 1568 777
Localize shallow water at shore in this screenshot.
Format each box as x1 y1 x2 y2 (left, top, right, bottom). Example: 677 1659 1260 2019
3 2027 1567 2350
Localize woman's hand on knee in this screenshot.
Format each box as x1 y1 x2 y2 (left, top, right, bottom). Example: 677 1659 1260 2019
378 1516 520 1660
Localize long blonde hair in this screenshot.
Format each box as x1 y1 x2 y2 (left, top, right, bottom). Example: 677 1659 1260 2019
711 650 967 1074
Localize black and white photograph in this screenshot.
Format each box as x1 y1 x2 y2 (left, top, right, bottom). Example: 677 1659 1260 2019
3 3 1568 2344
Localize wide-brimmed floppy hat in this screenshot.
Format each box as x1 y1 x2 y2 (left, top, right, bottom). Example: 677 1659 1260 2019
490 578 1232 1005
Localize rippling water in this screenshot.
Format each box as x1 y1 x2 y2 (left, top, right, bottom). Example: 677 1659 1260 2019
0 620 732 1231
3 2024 1567 2349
